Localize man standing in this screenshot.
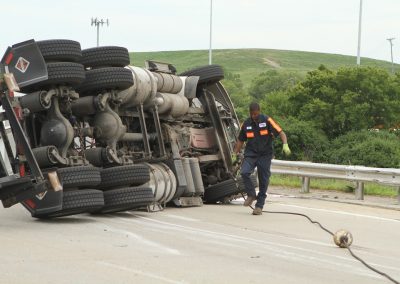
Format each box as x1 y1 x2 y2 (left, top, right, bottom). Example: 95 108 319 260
232 102 291 215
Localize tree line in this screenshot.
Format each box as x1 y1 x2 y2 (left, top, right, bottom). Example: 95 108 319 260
224 66 400 168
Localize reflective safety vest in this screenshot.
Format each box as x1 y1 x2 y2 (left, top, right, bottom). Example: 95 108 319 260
238 114 282 157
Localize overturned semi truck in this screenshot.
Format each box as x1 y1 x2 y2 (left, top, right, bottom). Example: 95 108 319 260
0 39 256 218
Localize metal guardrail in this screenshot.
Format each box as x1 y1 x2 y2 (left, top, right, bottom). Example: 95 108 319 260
271 160 400 202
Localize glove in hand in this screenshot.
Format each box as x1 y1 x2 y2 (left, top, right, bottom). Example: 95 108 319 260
231 153 244 163
231 153 238 164
282 143 291 156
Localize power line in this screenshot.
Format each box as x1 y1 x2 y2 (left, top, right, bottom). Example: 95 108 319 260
91 18 109 47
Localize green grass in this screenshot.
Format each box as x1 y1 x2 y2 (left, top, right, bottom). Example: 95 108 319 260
270 174 399 197
130 49 400 88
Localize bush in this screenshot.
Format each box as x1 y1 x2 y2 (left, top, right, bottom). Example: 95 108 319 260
327 130 400 168
273 117 330 162
249 70 301 100
260 91 293 120
288 66 400 139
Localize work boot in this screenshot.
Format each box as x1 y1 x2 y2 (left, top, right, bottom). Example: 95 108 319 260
252 207 263 215
243 195 256 207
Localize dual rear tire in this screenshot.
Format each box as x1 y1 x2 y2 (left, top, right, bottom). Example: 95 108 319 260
77 46 133 95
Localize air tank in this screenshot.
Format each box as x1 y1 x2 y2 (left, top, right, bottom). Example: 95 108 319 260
152 72 183 94
156 93 189 117
118 66 157 108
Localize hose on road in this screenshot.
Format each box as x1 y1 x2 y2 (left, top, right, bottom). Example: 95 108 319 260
240 192 400 284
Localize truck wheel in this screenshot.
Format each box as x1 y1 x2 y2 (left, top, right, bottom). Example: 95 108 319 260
236 175 258 192
81 46 130 68
21 62 85 92
77 67 133 95
34 189 104 218
96 186 154 214
57 166 101 189
20 62 86 93
203 178 238 203
100 164 150 189
179 65 224 85
37 39 82 62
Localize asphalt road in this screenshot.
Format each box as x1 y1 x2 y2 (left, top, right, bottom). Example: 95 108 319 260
0 194 399 284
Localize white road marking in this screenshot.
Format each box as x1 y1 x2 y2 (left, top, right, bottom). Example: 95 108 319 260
276 203 400 223
98 261 185 284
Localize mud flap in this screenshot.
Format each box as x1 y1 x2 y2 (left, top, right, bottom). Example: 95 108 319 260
1 39 47 88
0 174 63 216
21 185 63 217
0 39 63 216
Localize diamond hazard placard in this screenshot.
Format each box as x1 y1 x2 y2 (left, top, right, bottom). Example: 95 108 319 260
15 57 30 73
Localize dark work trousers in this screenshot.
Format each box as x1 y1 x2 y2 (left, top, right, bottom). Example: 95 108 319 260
240 155 272 209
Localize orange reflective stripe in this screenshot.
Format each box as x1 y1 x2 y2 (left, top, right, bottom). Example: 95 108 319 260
260 129 269 135
246 132 255 138
268 117 282 133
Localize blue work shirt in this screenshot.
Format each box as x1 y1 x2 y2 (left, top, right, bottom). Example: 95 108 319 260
238 114 282 157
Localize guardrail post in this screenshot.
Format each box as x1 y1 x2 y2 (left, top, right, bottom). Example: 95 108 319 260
301 177 310 193
397 187 400 205
355 181 364 200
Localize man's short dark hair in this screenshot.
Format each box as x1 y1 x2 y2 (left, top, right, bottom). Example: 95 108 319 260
249 102 260 112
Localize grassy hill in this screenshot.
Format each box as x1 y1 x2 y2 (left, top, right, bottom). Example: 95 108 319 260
130 49 399 88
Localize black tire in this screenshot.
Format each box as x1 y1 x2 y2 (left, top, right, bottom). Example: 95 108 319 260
57 166 101 189
179 65 224 85
35 189 104 218
100 164 150 189
45 62 85 86
81 46 130 68
77 67 133 95
203 179 239 203
96 187 154 214
236 175 258 192
21 62 85 92
37 39 82 62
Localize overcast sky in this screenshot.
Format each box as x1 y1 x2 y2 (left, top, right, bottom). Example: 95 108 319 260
2 0 400 63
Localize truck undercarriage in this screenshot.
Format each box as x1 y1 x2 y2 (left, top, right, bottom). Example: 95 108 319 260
0 39 255 218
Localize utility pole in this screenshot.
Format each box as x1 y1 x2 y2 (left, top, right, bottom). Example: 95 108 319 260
387 38 395 74
91 18 109 47
209 0 213 65
357 0 363 66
